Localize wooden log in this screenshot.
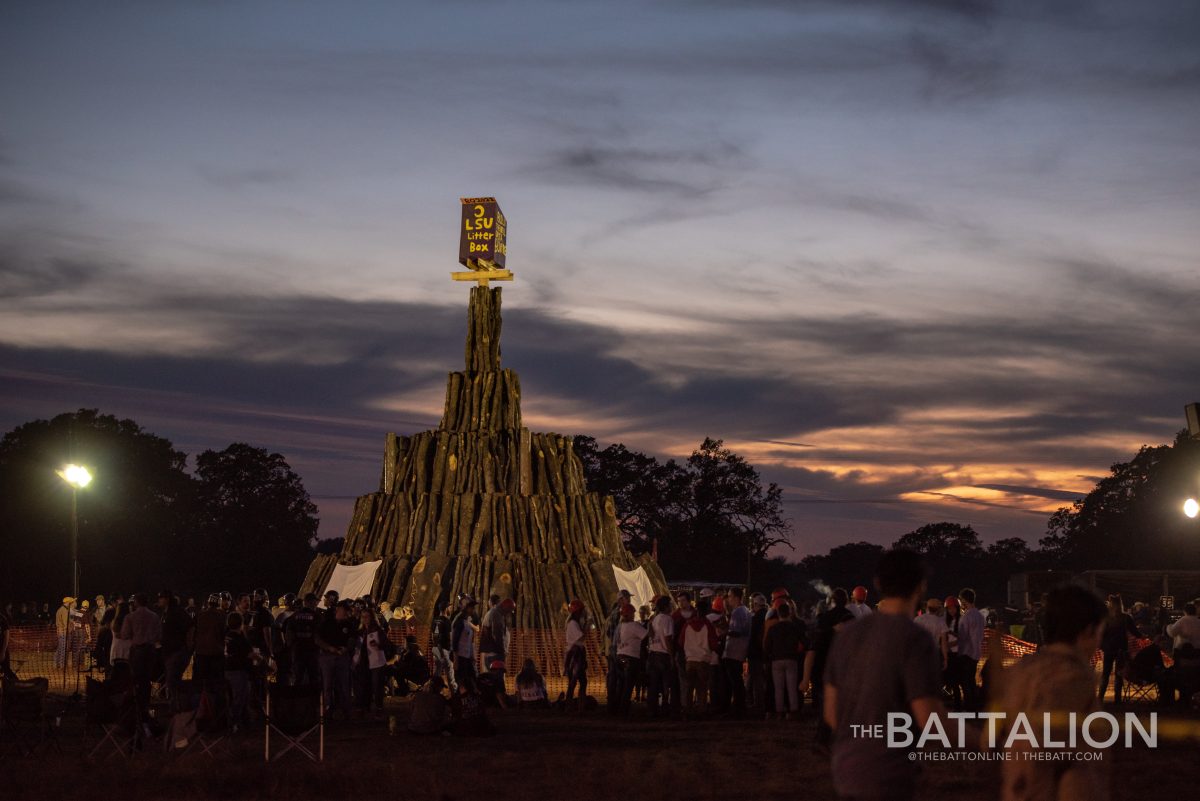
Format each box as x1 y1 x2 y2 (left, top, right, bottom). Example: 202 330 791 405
382 432 398 493
518 427 532 496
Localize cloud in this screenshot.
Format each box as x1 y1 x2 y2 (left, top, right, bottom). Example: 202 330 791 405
972 483 1084 501
526 141 747 197
197 165 296 190
0 252 109 299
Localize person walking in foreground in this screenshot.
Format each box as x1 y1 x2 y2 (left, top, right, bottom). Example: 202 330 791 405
992 584 1110 801
812 587 855 750
824 549 945 801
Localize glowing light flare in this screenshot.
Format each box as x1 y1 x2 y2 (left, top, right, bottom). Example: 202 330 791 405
1185 498 1199 519
58 464 93 488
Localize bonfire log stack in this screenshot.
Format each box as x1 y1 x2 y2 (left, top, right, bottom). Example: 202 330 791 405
300 286 667 628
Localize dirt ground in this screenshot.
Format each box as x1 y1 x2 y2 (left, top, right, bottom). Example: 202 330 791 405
2 698 1198 801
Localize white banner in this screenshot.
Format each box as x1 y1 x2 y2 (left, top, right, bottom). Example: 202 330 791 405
323 560 382 604
612 565 655 609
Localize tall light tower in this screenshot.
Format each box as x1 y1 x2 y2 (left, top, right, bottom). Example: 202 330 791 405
58 464 92 599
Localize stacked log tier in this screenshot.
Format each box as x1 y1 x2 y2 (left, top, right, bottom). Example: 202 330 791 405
380 429 585 497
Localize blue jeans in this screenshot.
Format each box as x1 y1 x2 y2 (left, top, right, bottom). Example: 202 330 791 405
319 651 352 717
226 670 250 727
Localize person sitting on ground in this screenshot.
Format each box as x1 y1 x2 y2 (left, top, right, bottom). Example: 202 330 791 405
449 680 495 737
477 659 511 709
408 676 451 735
516 659 549 708
392 635 431 696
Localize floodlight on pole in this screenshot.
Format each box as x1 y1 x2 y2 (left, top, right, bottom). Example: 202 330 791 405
61 464 92 488
57 463 92 599
1186 498 1200 520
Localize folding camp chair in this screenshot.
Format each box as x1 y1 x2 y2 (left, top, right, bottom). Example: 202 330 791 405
2 677 61 757
1122 642 1164 703
264 684 323 762
173 686 233 758
85 676 137 760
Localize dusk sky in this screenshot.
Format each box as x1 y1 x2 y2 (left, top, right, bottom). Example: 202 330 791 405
3 1 1198 558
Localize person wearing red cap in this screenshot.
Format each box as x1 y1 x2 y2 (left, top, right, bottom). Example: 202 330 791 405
706 594 728 714
848 586 873 619
611 602 647 716
564 599 589 710
677 600 719 718
671 591 698 716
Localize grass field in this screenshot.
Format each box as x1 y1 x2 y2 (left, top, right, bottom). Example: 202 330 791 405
2 695 1197 801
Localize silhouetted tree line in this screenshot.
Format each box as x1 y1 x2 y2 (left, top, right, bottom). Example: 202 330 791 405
5 408 1194 608
0 409 318 599
577 431 1200 604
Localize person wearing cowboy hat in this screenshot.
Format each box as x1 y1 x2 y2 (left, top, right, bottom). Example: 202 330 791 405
93 594 108 626
55 596 74 668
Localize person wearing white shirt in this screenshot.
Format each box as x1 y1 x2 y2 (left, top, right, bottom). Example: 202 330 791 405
564 599 589 709
913 598 950 671
646 596 675 717
1167 603 1200 651
612 604 647 716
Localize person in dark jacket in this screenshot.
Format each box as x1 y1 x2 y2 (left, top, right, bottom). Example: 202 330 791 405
811 588 855 740
1098 594 1141 703
764 601 808 719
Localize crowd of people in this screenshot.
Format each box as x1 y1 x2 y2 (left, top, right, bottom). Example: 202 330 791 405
4 570 1200 763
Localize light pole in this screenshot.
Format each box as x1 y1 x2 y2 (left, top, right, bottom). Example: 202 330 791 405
1184 403 1199 520
57 464 92 599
